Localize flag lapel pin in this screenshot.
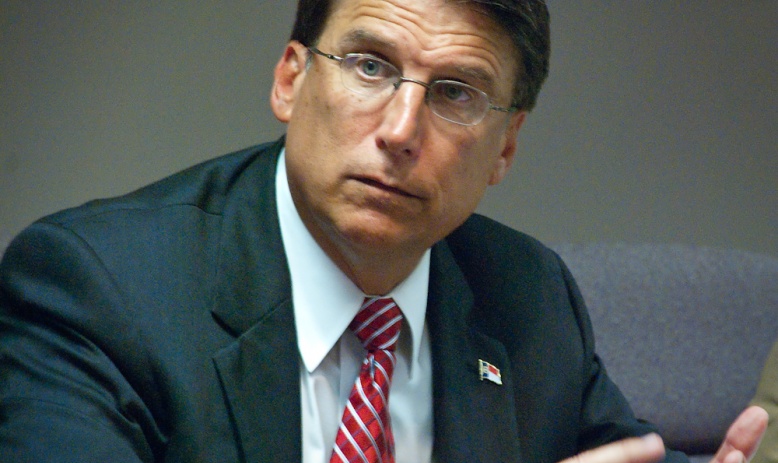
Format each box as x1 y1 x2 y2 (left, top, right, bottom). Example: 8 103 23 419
478 359 502 385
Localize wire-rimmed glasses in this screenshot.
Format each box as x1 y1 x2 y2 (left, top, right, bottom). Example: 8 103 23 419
308 47 517 126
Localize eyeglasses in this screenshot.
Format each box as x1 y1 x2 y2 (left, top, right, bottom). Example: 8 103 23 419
308 47 517 126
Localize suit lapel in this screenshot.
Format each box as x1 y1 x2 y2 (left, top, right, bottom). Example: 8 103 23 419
428 240 523 463
212 299 300 463
209 138 303 462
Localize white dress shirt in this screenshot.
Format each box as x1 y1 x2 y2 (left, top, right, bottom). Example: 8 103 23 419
275 151 434 463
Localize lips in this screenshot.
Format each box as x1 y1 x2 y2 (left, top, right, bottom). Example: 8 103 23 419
354 176 419 199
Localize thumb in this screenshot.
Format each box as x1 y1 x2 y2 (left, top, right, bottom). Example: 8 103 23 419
559 434 665 463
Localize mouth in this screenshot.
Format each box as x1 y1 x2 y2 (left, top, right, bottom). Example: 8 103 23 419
354 176 419 199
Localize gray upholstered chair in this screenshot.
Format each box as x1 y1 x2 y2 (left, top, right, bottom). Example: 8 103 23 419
553 243 778 463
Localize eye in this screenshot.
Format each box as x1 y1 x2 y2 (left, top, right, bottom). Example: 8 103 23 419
435 82 476 104
444 84 467 101
359 58 382 77
348 54 396 80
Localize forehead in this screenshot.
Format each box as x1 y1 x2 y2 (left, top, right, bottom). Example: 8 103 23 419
321 0 519 85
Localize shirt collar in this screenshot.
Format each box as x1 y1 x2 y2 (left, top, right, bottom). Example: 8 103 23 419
275 150 430 376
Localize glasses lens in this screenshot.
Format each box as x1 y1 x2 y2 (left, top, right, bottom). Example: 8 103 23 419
341 54 399 96
427 81 490 126
332 52 494 126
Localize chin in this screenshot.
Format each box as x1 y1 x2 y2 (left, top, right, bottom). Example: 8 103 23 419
336 219 419 253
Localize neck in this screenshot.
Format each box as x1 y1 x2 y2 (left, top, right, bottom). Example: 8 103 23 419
346 260 420 296
314 232 428 296
338 248 425 296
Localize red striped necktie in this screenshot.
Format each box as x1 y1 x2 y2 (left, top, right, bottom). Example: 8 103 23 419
330 297 403 463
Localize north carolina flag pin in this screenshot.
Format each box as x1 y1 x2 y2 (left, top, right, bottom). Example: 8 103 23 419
478 359 502 385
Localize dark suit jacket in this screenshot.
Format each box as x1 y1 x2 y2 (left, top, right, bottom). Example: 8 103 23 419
0 138 687 462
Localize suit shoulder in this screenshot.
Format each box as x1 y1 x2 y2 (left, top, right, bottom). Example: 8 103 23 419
443 213 575 313
43 138 283 227
446 213 561 275
3 138 283 283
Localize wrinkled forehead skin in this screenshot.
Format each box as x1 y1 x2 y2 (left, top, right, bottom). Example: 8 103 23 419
322 0 516 33
320 0 523 85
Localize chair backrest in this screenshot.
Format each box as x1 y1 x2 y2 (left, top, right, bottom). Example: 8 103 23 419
552 243 778 458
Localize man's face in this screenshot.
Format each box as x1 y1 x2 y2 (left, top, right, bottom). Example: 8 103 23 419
272 0 526 269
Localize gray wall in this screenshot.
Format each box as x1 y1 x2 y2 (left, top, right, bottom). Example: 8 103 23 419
2 2 776 256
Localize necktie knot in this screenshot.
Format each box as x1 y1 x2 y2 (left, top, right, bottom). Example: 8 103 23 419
350 297 403 353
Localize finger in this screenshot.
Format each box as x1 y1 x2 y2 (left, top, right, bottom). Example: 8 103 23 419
720 450 745 463
712 406 769 463
559 434 666 463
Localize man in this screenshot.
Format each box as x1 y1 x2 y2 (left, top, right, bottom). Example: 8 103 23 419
0 1 767 462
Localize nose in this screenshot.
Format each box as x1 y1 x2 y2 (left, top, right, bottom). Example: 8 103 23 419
375 80 427 157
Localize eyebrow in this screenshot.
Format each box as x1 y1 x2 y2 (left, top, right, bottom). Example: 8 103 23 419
453 65 495 90
338 29 398 52
337 29 498 93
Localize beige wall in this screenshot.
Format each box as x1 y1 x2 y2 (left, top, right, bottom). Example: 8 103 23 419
1 2 776 256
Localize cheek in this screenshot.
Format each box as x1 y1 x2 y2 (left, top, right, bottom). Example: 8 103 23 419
288 93 341 160
443 133 498 184
442 139 502 206
424 145 489 215
301 92 380 153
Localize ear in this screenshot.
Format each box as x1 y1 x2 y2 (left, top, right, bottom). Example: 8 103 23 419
270 41 309 123
488 110 526 185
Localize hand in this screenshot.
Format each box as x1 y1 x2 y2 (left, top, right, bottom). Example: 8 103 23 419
709 406 768 463
557 434 666 463
557 406 769 463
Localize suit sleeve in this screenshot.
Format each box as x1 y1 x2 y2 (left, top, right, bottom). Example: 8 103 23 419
0 222 161 463
557 254 690 463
